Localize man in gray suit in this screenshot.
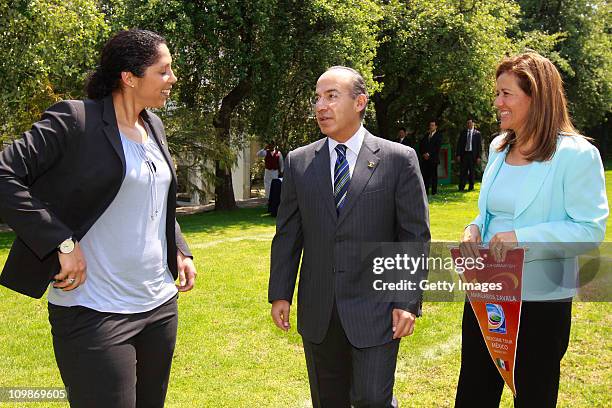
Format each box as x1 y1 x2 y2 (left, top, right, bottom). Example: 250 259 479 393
268 66 430 407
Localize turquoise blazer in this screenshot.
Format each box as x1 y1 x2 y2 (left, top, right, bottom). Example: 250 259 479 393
471 133 608 300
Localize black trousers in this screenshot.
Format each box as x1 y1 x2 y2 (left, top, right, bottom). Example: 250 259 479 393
458 153 475 191
48 294 178 408
455 300 572 408
302 303 400 408
422 160 438 195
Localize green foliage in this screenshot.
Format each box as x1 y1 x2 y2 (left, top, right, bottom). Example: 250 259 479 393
0 0 609 198
0 0 108 140
98 0 382 206
370 0 523 141
517 0 611 130
247 0 382 151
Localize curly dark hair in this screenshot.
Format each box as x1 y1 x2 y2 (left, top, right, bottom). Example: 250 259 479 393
86 29 167 99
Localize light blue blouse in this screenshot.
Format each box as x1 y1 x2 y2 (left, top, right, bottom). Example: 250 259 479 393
483 161 533 243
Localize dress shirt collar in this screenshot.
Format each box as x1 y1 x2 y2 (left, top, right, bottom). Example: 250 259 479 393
328 124 365 158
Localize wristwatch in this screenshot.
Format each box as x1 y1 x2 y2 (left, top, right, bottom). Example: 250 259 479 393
58 238 76 254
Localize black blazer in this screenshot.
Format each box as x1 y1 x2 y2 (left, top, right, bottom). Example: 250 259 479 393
419 131 443 164
456 128 482 158
398 136 411 147
0 96 191 298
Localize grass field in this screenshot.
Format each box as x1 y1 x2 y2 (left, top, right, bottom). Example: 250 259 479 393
0 174 610 407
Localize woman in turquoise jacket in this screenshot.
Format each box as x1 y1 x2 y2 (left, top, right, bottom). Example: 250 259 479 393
455 52 608 407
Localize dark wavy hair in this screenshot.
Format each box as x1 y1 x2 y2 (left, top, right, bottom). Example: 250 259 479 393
86 29 166 99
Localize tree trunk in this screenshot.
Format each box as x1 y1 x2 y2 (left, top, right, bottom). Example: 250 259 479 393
372 92 392 140
212 76 252 210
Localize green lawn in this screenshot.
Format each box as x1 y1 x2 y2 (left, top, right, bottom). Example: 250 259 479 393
0 177 610 407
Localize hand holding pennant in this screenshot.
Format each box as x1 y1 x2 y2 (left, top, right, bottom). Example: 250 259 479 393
450 246 525 396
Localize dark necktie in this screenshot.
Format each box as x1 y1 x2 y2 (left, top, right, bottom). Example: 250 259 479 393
334 144 350 215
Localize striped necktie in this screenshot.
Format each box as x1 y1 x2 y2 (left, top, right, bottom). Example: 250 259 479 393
334 144 350 215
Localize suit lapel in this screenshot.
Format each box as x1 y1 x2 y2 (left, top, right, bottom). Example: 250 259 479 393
337 132 380 226
313 138 337 220
101 96 126 180
514 160 552 218
141 110 177 182
477 145 506 220
479 143 553 221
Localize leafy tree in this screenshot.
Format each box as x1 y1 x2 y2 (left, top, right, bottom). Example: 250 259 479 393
517 0 611 141
0 0 108 140
370 0 523 143
102 0 381 209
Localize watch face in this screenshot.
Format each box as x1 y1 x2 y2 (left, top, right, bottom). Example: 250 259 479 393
60 239 75 254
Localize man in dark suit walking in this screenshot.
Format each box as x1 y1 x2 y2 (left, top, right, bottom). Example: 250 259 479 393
268 66 430 407
455 119 482 191
419 120 442 195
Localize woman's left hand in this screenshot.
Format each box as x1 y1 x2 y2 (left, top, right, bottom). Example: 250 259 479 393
176 251 197 292
488 231 518 262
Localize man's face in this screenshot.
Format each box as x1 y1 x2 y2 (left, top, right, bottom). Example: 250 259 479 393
429 122 437 133
467 120 474 129
398 129 406 138
314 70 366 142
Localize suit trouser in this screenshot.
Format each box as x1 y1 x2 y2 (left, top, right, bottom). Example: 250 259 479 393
302 303 400 408
48 294 178 408
455 300 572 408
422 160 438 195
458 153 475 190
263 169 279 198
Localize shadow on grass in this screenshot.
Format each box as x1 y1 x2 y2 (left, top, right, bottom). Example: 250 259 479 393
177 186 482 235
0 232 14 251
0 207 275 249
426 183 481 205
177 206 276 234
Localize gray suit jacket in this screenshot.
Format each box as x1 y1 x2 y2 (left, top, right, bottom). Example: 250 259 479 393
269 130 430 348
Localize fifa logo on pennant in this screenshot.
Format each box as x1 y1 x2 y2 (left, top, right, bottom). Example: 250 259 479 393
486 303 507 334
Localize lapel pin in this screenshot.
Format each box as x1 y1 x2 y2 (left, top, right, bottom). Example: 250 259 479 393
368 161 376 169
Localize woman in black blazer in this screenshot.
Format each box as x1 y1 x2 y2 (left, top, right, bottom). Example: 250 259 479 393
0 29 197 408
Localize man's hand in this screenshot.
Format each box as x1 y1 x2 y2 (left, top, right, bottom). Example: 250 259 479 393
455 155 461 163
271 300 291 331
53 243 87 291
423 153 430 160
392 309 416 339
176 250 197 292
476 157 481 165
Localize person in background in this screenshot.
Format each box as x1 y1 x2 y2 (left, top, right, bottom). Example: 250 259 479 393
397 127 409 146
257 142 284 198
419 120 443 195
0 29 197 408
455 119 482 191
456 52 608 408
